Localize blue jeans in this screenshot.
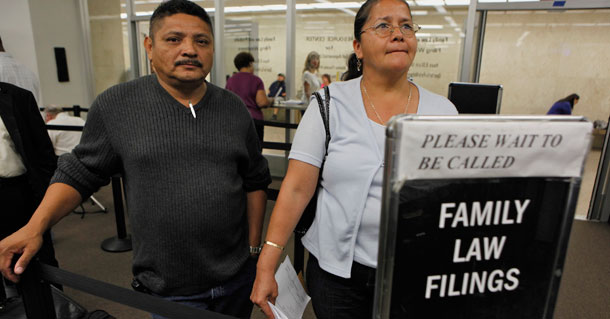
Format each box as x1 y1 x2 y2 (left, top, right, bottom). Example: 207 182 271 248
151 257 257 319
306 255 376 319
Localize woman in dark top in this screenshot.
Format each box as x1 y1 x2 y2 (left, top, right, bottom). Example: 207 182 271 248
547 93 579 115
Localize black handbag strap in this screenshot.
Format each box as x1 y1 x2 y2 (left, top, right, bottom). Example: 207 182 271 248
313 85 331 159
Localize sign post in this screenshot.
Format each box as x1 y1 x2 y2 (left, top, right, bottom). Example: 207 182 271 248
374 116 592 319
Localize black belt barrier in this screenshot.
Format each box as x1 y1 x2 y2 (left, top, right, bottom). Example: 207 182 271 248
18 261 235 319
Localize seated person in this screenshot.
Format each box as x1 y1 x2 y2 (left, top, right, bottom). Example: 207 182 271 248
44 104 85 155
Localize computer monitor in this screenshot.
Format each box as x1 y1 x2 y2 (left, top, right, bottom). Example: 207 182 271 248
448 82 503 114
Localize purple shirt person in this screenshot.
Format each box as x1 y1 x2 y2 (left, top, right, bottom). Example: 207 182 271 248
226 52 272 145
227 72 265 120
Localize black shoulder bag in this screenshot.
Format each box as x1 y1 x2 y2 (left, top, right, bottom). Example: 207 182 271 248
294 86 331 235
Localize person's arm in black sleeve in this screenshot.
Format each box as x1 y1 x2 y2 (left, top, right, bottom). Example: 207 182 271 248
21 90 57 199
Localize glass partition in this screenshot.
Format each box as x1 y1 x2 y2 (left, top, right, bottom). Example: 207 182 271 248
87 0 130 96
408 6 468 96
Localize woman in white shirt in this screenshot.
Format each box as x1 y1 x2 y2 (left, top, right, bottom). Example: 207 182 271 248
251 0 457 318
301 51 322 104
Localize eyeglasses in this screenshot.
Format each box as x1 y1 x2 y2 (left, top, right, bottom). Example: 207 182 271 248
360 22 421 38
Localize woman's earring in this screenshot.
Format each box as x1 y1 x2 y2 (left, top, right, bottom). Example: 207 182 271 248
357 59 362 72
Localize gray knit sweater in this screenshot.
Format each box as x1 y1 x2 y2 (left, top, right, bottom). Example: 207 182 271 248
51 75 271 296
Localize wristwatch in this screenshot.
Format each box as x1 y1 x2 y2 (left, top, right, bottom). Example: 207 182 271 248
249 245 262 255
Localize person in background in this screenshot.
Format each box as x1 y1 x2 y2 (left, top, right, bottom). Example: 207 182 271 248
250 0 457 318
44 104 85 156
301 51 321 104
0 1 270 318
0 82 59 280
547 93 579 115
226 52 273 145
0 36 42 105
321 74 332 88
341 53 360 81
268 73 286 120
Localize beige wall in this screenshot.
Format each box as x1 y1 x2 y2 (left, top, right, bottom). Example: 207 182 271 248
28 0 91 108
480 9 610 122
0 0 92 108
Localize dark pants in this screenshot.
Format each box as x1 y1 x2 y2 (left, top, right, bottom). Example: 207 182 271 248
0 175 58 269
306 254 376 319
253 119 264 148
150 257 257 319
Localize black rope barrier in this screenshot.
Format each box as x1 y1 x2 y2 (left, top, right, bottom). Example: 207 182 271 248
260 120 298 129
262 141 291 151
45 124 83 131
18 261 235 319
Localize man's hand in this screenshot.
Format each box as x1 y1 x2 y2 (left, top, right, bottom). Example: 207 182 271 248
250 268 279 319
0 225 43 282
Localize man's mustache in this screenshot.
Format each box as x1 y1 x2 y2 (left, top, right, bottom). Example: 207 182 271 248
175 59 203 67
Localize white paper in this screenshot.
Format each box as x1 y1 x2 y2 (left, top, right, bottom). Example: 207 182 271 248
267 301 288 319
272 256 311 319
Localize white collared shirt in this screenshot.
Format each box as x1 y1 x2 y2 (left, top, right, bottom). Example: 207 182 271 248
0 116 26 177
47 112 85 155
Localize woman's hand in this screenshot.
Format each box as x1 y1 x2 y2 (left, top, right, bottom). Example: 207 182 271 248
250 268 279 318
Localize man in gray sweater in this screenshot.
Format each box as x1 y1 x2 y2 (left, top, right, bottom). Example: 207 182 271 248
0 1 270 318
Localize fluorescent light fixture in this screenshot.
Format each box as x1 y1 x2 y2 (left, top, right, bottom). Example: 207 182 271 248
508 0 540 2
135 11 154 16
411 10 429 15
477 0 506 3
419 24 444 29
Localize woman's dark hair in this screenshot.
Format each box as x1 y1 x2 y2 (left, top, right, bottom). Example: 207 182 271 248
234 52 254 70
322 74 332 83
345 0 411 79
341 53 361 81
149 0 213 38
556 93 580 109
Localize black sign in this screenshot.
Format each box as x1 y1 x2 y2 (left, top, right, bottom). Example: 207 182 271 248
388 177 573 318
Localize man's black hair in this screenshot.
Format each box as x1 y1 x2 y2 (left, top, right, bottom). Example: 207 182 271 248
234 52 254 70
149 0 213 38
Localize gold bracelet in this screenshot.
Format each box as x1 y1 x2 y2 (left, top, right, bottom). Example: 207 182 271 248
264 240 285 251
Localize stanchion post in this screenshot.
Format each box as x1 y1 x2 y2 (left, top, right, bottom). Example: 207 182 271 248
73 105 81 117
101 175 132 252
18 261 56 319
